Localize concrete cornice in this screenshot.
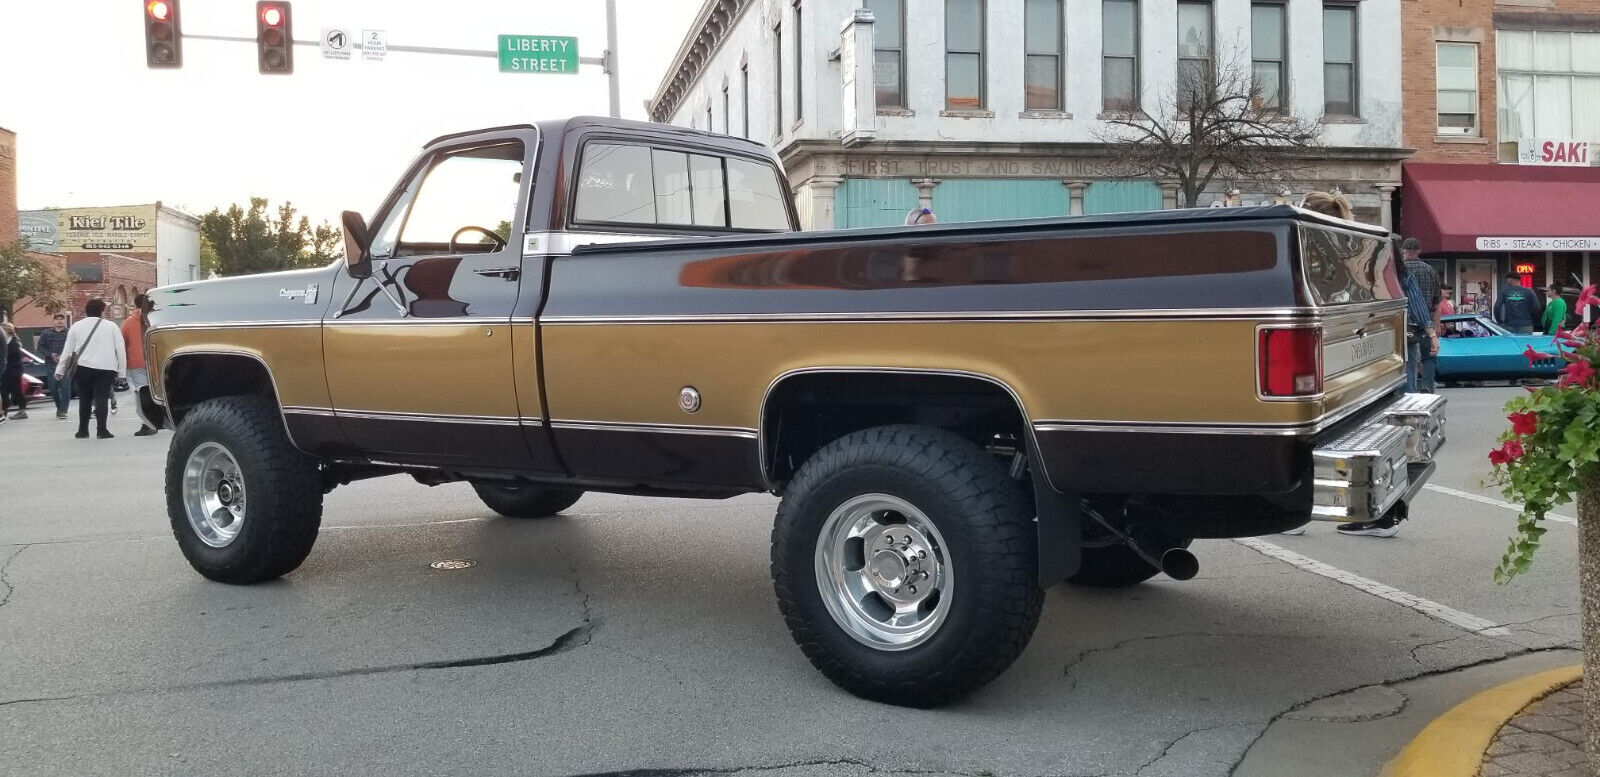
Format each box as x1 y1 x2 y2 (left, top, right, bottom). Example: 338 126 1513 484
778 139 1415 163
648 0 757 123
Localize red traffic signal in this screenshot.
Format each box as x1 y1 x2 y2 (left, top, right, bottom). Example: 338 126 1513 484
255 1 293 74
143 0 182 68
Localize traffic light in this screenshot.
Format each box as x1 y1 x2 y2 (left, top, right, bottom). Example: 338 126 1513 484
256 1 293 74
143 0 182 68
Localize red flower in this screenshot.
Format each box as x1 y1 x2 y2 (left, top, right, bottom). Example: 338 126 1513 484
1489 439 1527 465
1524 345 1550 366
1509 411 1538 436
1577 284 1600 311
1560 358 1597 387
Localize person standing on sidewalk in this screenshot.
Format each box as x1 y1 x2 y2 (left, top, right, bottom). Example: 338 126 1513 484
36 314 71 419
122 294 159 437
54 299 125 440
1 322 28 420
1542 284 1568 336
1495 272 1543 334
1400 238 1442 394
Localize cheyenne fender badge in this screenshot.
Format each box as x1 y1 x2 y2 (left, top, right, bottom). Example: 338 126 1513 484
678 386 701 413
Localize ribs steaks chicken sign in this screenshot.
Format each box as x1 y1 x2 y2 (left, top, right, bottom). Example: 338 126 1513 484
1516 138 1595 166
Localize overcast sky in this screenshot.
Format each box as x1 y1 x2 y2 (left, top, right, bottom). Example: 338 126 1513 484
0 0 702 226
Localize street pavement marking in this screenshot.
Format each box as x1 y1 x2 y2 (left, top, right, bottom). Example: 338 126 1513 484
1233 537 1511 636
1422 484 1577 526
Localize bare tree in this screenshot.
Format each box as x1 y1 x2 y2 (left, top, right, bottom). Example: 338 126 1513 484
1096 55 1324 208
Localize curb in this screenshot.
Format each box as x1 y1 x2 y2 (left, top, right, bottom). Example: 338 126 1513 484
1380 664 1582 777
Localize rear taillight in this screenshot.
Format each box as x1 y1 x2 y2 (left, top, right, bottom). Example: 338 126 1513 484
1259 326 1323 397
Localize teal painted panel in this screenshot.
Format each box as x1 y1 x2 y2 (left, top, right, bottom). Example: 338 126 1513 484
835 179 921 228
1084 180 1162 214
931 179 1071 223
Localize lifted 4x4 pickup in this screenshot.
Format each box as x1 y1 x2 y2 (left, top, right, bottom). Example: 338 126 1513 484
146 117 1445 707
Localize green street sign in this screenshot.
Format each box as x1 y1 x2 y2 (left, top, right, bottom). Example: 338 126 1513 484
498 35 579 74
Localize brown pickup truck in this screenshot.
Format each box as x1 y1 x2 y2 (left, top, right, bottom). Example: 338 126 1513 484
146 116 1446 706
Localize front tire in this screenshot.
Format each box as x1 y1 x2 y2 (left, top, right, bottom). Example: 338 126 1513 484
472 482 583 518
771 425 1042 707
166 396 323 584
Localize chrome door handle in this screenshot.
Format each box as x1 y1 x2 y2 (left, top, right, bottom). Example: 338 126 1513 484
474 266 522 281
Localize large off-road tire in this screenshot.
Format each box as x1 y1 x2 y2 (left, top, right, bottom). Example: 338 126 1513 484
166 396 323 584
771 424 1043 707
1067 536 1194 588
472 482 583 518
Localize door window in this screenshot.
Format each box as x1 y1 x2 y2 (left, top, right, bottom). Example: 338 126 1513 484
394 141 525 255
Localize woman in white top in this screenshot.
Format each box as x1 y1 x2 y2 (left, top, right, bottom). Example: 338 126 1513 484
54 299 126 439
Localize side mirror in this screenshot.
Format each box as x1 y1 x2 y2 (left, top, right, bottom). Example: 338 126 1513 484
341 210 373 280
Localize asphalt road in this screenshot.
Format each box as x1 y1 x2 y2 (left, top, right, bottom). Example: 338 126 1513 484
0 387 1581 777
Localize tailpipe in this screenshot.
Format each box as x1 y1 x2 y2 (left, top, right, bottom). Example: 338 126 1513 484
1159 548 1199 581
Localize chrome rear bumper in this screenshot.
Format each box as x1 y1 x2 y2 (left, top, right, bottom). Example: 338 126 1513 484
1310 393 1447 522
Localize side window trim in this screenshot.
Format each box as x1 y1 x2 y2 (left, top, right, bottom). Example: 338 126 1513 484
368 130 538 258
568 137 792 233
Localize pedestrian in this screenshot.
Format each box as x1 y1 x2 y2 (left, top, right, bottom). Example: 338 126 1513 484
122 294 159 437
1298 191 1352 220
1494 272 1544 334
0 313 8 426
1 322 27 420
36 313 71 419
904 206 938 225
1400 238 1442 394
54 298 126 440
1542 284 1568 336
1439 288 1456 317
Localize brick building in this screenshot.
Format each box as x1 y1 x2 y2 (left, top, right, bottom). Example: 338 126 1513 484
1 126 17 245
1398 0 1599 320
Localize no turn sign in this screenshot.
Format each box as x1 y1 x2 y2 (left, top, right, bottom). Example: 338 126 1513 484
321 28 352 61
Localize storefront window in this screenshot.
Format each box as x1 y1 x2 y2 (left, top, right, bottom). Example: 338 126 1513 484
1456 257 1499 316
1496 30 1600 162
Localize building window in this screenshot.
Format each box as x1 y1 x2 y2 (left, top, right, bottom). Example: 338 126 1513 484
1322 4 1359 116
1102 0 1139 112
1024 0 1063 110
946 0 985 109
1497 30 1600 161
1437 42 1478 136
1177 1 1212 103
706 103 714 132
1250 2 1286 111
722 84 731 136
773 24 784 134
740 63 750 138
868 0 905 108
793 2 804 122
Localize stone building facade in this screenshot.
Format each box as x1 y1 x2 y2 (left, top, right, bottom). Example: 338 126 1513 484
650 0 1409 229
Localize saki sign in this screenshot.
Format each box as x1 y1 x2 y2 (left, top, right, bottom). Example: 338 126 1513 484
1517 138 1594 166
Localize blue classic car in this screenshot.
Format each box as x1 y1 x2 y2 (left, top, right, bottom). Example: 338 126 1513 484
1437 314 1563 382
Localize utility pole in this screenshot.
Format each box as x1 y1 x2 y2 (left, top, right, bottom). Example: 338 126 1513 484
604 0 620 118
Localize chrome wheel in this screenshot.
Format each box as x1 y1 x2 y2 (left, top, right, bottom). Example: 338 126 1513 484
814 493 953 651
181 441 247 548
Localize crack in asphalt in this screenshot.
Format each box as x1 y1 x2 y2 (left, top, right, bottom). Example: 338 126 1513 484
1061 633 1292 690
1225 644 1580 775
0 623 593 708
562 757 985 777
0 545 28 610
1133 723 1257 777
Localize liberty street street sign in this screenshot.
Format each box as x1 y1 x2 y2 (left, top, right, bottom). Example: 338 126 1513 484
498 35 579 74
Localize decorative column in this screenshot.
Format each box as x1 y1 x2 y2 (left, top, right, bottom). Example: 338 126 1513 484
1160 182 1181 210
805 176 844 230
839 9 877 146
1065 181 1089 215
1376 183 1399 230
911 178 940 211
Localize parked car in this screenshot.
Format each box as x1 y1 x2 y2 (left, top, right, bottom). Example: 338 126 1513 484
1437 314 1563 382
144 117 1446 707
16 345 128 397
20 372 44 403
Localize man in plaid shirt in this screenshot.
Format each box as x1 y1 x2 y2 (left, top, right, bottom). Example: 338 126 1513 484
1400 237 1442 393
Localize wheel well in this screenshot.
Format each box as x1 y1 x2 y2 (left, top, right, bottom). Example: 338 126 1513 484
163 353 279 425
761 371 1028 487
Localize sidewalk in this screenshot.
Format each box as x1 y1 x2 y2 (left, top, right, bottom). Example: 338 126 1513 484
1481 680 1587 777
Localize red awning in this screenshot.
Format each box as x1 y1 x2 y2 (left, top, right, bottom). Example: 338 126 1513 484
1401 162 1600 253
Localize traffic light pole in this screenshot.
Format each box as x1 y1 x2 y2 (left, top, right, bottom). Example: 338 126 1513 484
182 0 622 118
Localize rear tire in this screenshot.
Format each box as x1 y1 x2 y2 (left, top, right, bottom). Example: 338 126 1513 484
166 396 323 584
472 482 583 518
771 424 1042 707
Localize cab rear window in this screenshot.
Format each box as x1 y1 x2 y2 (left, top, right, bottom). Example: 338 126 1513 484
573 142 789 231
